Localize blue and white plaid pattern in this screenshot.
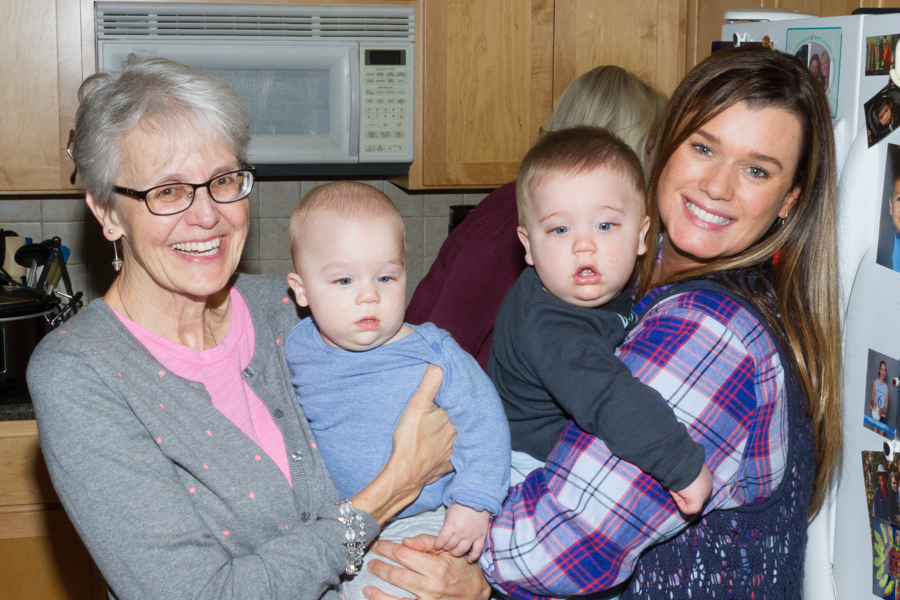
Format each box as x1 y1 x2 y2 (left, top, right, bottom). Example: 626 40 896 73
481 286 788 599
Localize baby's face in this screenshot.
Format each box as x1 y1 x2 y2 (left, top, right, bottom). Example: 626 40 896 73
518 167 650 308
879 102 893 127
288 211 407 351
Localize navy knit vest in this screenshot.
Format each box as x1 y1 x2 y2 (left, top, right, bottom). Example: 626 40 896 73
620 276 814 600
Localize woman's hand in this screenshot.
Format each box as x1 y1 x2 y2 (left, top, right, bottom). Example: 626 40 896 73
353 365 456 524
363 535 492 600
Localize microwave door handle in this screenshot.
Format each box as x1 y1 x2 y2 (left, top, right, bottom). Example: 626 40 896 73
349 49 360 157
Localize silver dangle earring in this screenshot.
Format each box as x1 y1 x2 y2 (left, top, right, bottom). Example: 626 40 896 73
110 229 123 272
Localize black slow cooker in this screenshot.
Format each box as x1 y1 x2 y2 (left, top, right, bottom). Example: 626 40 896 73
0 286 60 390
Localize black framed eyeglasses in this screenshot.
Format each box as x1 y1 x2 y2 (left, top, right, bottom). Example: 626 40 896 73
113 167 256 216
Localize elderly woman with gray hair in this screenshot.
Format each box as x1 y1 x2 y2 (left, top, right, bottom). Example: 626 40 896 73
26 57 484 600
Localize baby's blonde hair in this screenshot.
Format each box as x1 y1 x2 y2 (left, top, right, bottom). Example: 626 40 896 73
290 182 406 265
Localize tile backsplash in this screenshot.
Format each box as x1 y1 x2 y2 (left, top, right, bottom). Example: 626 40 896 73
0 180 490 304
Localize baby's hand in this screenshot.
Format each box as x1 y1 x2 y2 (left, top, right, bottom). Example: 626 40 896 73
669 463 712 516
433 504 490 562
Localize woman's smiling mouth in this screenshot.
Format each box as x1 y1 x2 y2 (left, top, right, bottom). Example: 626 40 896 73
685 199 732 226
171 237 223 256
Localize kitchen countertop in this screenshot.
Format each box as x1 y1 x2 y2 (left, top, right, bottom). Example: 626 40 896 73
0 385 35 421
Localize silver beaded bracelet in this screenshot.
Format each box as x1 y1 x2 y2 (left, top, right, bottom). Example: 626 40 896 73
336 498 366 575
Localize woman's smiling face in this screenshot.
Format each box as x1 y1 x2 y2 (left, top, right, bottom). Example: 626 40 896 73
100 122 249 303
655 101 802 276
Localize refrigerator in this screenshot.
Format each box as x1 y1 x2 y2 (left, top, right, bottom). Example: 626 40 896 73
722 11 900 600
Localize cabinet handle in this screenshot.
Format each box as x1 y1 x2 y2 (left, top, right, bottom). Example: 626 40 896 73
66 129 74 160
67 129 77 185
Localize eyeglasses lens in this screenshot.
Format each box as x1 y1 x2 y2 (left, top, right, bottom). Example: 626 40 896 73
146 185 194 215
210 171 250 202
145 170 253 215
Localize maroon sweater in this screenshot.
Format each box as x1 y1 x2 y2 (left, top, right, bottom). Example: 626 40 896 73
405 182 527 370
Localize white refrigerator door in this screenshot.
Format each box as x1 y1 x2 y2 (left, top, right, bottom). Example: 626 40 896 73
833 128 892 598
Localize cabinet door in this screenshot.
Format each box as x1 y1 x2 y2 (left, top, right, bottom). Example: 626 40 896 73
554 0 688 99
0 0 81 191
0 509 104 600
420 0 554 187
0 421 105 599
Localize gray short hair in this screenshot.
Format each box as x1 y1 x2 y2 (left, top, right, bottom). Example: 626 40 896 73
72 56 250 207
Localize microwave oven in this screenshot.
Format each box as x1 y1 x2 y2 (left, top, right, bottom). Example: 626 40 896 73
95 2 415 177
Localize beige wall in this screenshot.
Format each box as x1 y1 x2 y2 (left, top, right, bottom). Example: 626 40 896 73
0 180 491 304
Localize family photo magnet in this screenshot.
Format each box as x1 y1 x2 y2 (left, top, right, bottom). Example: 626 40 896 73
786 28 841 118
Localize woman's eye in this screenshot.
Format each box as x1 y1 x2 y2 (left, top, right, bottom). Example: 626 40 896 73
551 226 569 235
597 222 614 231
691 143 712 156
747 166 769 179
336 278 352 286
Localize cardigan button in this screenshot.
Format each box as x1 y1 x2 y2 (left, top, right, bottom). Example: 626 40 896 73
290 451 303 462
273 408 284 418
242 367 254 378
301 511 312 523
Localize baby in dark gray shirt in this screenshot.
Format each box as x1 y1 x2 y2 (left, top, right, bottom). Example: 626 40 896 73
488 126 712 515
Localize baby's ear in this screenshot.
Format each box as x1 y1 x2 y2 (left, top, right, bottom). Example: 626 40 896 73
517 225 535 266
637 215 651 256
286 272 309 307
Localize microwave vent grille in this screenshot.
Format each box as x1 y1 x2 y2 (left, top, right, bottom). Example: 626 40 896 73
96 3 415 41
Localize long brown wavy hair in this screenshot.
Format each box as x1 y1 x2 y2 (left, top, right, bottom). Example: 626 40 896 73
637 46 842 517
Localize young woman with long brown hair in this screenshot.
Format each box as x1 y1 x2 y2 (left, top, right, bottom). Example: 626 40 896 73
367 46 843 600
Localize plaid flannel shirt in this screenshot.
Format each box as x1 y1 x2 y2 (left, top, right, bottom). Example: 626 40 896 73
480 285 789 599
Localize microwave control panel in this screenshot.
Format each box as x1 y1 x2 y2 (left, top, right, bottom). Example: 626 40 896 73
360 47 412 160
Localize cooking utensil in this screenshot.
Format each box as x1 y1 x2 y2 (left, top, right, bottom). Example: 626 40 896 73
43 262 61 295
15 242 51 267
34 237 64 291
15 242 51 288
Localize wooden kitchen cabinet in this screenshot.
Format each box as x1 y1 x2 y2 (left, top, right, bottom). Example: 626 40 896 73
408 0 688 189
408 0 554 188
0 420 105 600
36 0 900 193
0 0 82 192
411 0 900 189
553 0 688 101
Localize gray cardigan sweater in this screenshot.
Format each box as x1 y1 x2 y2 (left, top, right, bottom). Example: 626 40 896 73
27 274 379 600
